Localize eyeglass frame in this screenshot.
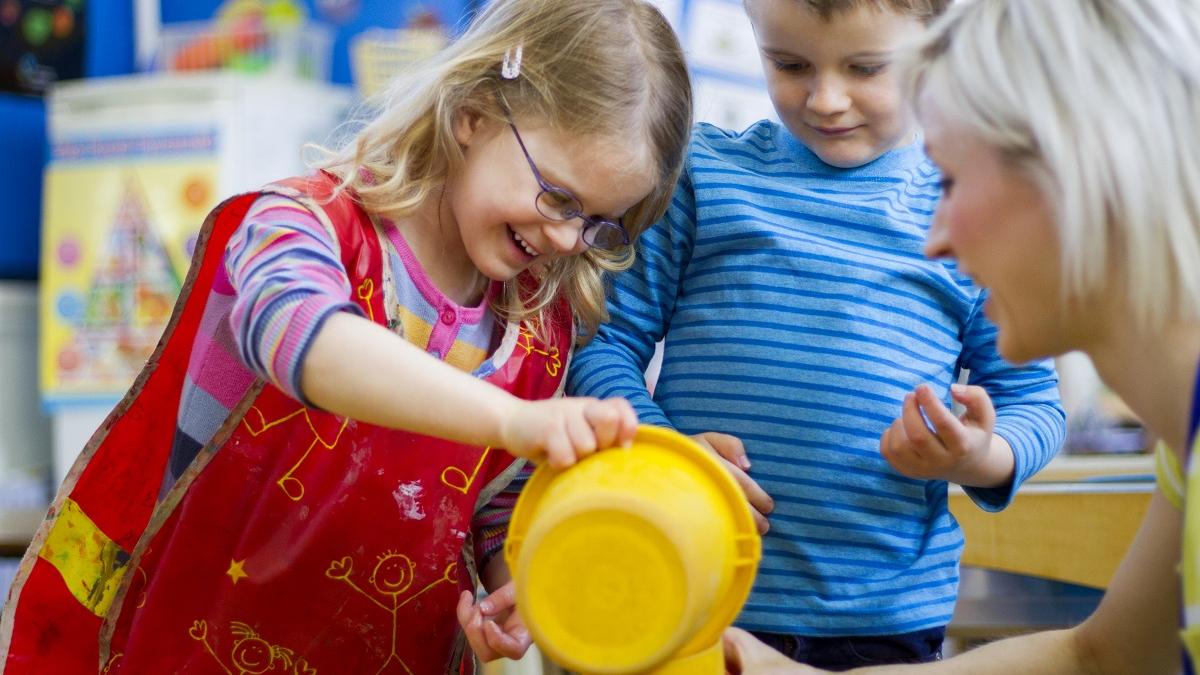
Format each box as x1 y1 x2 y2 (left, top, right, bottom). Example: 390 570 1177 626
504 117 631 250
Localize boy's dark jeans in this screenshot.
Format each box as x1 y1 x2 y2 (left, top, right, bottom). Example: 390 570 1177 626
749 627 945 671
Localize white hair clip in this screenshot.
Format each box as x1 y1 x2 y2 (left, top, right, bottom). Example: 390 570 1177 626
501 43 524 80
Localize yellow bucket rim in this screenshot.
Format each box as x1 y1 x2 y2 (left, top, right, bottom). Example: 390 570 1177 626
506 425 762 666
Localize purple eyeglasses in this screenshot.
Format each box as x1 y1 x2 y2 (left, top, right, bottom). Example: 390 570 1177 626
506 119 631 250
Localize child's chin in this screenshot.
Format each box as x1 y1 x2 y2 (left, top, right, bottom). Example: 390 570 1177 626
811 144 881 169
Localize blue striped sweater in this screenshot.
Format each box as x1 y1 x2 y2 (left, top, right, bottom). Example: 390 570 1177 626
566 121 1066 636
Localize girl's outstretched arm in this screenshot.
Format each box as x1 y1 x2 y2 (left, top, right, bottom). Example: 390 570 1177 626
300 311 637 468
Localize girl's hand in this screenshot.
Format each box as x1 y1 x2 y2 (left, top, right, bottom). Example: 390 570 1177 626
880 384 1011 487
691 432 774 534
456 582 531 662
724 627 813 674
500 397 638 469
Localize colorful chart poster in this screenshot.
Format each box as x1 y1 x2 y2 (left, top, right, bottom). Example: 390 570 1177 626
40 132 219 405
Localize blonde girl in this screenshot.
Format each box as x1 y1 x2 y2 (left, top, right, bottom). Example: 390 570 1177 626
0 0 692 672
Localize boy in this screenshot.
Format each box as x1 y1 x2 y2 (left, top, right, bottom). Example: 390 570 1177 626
566 0 1066 668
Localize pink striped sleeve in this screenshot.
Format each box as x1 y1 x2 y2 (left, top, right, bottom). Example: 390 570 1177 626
471 464 534 570
224 194 363 403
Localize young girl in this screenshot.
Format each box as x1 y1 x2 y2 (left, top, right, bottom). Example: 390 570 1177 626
0 0 692 672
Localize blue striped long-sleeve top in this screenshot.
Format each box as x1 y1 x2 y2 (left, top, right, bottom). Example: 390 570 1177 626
566 121 1066 636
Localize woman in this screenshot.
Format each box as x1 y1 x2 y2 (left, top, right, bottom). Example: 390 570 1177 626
724 0 1200 673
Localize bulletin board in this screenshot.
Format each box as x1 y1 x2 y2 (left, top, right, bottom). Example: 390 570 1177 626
40 133 218 404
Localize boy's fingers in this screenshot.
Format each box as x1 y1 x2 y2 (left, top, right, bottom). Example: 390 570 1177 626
731 473 770 534
882 419 921 471
952 383 996 428
710 432 749 466
914 386 969 450
735 466 774 514
900 393 937 453
880 422 903 461
751 509 770 535
718 459 772 534
698 432 751 470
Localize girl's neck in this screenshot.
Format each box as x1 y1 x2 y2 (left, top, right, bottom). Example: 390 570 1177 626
393 188 488 307
1086 320 1200 456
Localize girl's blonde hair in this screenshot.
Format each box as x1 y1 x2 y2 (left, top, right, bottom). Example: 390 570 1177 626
322 0 692 342
901 0 1200 329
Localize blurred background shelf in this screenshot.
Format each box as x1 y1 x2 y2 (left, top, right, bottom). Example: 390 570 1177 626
0 509 45 557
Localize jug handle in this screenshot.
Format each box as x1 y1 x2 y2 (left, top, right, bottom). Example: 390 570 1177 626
733 534 761 567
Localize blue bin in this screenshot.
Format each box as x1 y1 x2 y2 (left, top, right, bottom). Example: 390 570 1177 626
0 95 46 280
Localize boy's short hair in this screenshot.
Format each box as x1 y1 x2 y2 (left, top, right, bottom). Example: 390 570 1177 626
802 0 950 22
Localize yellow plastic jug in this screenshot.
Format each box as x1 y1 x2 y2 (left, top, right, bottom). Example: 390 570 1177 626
505 425 761 674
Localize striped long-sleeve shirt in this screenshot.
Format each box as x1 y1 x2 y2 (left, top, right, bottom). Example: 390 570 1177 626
566 121 1066 636
168 193 516 568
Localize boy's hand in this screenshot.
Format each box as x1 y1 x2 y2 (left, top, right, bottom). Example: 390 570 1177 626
500 397 638 470
456 582 532 662
692 432 774 534
724 627 814 674
880 384 1012 487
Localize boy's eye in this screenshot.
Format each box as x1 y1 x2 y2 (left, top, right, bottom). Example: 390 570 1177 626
851 63 886 76
772 60 809 73
937 177 955 195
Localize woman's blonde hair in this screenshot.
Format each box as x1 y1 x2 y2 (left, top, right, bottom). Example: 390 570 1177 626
901 0 1200 329
321 0 692 342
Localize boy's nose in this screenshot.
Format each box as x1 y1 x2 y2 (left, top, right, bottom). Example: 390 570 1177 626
806 75 851 116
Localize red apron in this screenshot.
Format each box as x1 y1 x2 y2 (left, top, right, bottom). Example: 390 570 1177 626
1 172 571 674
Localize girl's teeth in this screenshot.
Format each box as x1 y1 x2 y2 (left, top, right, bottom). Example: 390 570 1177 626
514 231 537 256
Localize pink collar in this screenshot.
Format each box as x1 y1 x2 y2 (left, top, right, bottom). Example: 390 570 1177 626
381 219 499 323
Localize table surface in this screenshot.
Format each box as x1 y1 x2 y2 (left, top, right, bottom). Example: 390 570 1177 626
950 453 1154 589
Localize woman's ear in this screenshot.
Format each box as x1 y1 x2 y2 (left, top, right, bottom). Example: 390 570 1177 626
453 108 485 148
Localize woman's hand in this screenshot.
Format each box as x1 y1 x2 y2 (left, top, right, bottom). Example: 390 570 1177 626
724 627 814 674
